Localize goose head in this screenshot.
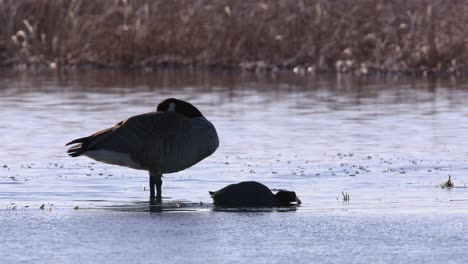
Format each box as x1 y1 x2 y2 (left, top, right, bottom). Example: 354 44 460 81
275 190 302 206
157 98 204 118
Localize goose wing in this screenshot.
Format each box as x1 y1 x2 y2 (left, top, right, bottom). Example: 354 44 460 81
66 112 190 164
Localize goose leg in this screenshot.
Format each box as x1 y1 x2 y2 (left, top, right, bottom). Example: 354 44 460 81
156 174 162 203
149 171 162 204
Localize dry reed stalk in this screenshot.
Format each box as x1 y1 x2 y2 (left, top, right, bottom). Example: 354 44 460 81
0 0 466 74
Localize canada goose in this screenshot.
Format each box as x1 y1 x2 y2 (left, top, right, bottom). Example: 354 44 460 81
209 181 301 207
66 98 219 204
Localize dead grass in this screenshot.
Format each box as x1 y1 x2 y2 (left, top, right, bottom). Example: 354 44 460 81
0 0 466 74
439 176 454 188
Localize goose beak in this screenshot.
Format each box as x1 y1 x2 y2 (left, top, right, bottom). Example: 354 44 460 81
295 196 302 205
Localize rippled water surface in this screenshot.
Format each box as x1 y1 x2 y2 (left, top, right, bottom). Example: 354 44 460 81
1 70 467 263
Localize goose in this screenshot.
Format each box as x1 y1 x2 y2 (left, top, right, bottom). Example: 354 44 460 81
209 181 301 207
66 98 219 204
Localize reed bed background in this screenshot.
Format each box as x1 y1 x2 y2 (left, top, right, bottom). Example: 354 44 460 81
0 0 466 74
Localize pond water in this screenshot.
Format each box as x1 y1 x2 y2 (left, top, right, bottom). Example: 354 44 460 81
1 69 467 263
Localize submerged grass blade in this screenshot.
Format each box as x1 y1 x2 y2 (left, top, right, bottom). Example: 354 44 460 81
439 176 454 189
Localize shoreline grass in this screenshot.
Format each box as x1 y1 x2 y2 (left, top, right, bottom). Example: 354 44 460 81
0 0 466 75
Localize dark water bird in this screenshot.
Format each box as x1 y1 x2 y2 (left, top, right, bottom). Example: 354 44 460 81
66 98 219 204
209 181 301 207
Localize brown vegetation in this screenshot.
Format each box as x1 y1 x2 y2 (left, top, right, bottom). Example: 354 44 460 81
439 176 454 188
0 0 466 74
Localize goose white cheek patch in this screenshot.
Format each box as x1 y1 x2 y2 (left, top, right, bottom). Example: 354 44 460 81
168 102 176 112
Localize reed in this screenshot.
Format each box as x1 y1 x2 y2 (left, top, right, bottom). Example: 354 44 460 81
0 0 466 74
439 176 454 188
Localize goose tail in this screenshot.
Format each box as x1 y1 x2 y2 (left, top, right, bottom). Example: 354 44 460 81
65 136 89 146
66 136 90 157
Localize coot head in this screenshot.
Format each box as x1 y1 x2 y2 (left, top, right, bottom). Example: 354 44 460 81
275 190 301 206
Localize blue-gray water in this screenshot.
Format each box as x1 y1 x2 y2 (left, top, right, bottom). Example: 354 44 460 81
1 70 467 263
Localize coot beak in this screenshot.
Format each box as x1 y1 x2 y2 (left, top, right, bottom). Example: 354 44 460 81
295 196 302 205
